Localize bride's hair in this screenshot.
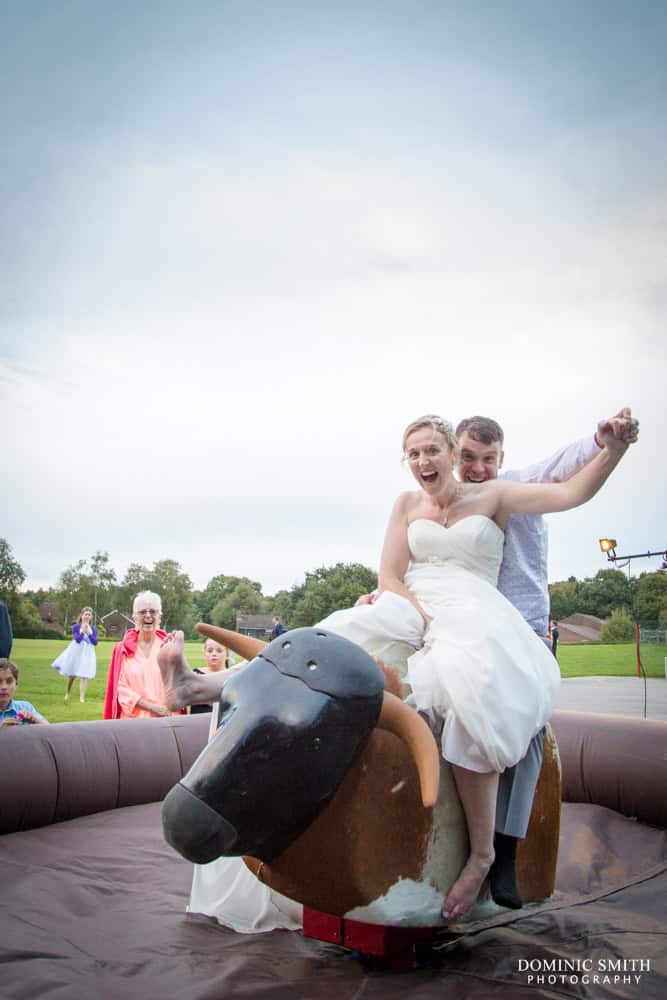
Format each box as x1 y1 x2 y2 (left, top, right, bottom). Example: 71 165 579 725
402 415 458 453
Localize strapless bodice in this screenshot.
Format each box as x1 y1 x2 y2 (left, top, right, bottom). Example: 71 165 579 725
407 515 504 588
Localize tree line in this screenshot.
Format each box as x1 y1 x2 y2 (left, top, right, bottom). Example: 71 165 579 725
2 538 665 643
0 539 377 639
548 567 667 640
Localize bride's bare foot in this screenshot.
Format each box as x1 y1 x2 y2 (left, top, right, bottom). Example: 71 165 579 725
442 850 494 921
157 631 201 711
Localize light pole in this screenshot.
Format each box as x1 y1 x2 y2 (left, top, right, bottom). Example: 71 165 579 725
598 539 667 678
598 539 667 579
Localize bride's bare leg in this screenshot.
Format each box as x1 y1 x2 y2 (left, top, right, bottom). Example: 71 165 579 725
443 766 499 921
158 631 229 710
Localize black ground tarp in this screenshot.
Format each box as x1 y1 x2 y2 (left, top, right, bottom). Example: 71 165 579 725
2 798 665 999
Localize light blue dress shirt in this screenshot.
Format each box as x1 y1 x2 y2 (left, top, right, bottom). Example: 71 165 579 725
0 698 49 724
498 435 600 636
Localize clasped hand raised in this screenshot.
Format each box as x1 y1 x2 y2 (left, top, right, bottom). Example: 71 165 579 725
596 407 639 452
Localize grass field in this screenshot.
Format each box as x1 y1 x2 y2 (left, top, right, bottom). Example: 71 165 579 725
8 638 214 724
6 637 667 724
557 642 667 678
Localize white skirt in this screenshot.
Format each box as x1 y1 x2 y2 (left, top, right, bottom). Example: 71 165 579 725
189 857 303 933
317 590 424 680
51 639 97 679
320 572 560 774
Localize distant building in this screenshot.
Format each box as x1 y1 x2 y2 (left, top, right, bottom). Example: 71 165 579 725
34 601 64 635
235 614 273 639
37 602 62 625
101 610 135 637
557 614 604 644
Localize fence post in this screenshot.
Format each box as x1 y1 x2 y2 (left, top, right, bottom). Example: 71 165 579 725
634 621 641 678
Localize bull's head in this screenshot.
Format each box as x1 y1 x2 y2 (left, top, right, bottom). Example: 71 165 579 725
162 625 440 868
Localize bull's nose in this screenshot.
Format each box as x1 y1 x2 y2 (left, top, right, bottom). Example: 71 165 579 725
162 783 239 863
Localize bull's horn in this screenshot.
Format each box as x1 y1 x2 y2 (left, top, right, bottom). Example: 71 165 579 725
243 856 263 880
196 623 266 661
376 691 440 808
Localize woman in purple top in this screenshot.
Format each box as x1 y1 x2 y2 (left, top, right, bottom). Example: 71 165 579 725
52 607 98 703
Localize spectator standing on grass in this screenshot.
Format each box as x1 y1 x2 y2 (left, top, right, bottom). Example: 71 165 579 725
103 591 182 719
550 620 559 658
51 607 98 703
0 659 49 726
0 601 12 658
270 615 286 640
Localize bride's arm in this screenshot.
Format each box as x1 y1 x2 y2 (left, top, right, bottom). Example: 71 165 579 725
378 494 431 626
493 430 632 519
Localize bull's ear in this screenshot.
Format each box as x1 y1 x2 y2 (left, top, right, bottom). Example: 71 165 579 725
196 624 266 661
376 692 440 808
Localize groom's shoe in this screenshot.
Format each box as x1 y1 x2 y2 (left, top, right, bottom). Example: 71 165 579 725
489 833 523 909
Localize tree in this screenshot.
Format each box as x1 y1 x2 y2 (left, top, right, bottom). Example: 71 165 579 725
575 569 632 621
147 559 196 633
197 575 264 622
211 580 265 631
270 589 294 622
0 544 59 639
56 559 94 630
22 587 52 607
112 563 154 617
0 538 26 618
632 571 667 627
600 608 635 643
13 596 51 636
285 563 378 628
89 550 117 620
548 578 579 621
55 551 118 629
112 561 197 634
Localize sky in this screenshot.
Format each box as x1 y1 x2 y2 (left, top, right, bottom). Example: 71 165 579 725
2 0 665 599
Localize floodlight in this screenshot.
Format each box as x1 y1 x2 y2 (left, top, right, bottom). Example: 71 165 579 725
598 538 617 554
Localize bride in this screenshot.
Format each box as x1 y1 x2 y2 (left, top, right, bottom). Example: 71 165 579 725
159 413 632 925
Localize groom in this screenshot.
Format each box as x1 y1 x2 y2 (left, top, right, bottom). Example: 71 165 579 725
455 407 638 907
359 406 639 907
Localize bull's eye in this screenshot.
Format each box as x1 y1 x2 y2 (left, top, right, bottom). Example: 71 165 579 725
282 640 291 649
312 737 321 750
307 660 317 671
316 631 327 637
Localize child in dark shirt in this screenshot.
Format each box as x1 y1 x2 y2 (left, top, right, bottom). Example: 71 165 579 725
190 637 230 715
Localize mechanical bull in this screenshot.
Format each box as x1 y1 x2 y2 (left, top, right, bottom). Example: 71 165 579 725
162 625 560 926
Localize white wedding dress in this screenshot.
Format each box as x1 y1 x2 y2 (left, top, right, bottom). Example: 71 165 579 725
189 514 560 931
188 705 303 933
322 515 560 773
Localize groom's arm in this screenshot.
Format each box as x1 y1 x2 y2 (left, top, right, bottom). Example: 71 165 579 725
502 407 638 484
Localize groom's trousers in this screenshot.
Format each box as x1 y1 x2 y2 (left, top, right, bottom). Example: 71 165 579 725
494 729 544 839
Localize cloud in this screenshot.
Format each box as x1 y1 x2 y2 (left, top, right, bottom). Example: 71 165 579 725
2 6 664 597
